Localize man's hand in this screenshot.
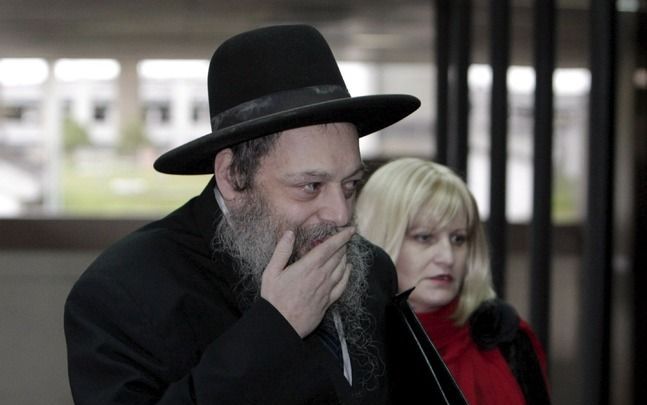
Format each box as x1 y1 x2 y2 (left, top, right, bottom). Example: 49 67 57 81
260 227 354 338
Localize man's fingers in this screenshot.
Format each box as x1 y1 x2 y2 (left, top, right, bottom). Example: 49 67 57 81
260 227 354 337
265 230 295 277
329 262 351 304
299 227 355 268
329 254 347 285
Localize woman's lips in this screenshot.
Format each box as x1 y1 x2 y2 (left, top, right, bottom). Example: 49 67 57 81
428 274 453 283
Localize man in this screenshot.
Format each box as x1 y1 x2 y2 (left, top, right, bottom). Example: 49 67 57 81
64 24 420 404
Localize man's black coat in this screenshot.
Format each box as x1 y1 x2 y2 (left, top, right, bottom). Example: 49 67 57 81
64 178 398 405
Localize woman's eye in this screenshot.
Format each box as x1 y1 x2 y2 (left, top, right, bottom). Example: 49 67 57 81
414 233 433 243
451 234 467 245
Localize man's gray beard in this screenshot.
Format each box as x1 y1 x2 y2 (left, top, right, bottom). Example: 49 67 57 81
212 191 382 385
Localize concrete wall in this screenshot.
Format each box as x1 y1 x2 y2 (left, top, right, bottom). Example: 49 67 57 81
0 249 97 404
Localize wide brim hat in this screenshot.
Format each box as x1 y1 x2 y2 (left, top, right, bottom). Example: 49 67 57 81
154 24 421 175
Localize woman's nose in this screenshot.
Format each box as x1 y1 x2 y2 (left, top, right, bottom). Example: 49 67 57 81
432 236 455 265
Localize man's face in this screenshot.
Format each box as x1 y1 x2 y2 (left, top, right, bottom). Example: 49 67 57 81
250 122 364 257
214 123 373 368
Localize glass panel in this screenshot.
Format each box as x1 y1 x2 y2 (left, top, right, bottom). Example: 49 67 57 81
467 64 590 224
0 58 589 223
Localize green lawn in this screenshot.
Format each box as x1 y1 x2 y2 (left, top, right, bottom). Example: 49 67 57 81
552 174 581 223
61 156 211 217
60 153 581 223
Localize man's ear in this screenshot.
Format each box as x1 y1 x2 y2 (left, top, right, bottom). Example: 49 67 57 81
214 148 238 201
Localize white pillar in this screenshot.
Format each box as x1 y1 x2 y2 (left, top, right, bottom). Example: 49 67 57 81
171 79 191 145
42 59 61 213
117 57 140 145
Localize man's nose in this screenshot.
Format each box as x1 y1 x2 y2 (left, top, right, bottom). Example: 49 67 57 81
318 186 351 226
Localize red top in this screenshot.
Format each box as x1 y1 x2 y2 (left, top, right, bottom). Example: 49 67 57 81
417 301 547 405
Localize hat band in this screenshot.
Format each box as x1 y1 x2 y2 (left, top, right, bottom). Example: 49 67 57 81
210 85 350 131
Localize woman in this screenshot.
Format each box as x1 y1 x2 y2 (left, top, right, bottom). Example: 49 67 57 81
356 157 550 405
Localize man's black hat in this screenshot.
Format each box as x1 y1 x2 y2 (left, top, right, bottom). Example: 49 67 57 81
154 24 421 175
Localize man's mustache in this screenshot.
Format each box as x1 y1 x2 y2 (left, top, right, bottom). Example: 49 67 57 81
288 223 352 265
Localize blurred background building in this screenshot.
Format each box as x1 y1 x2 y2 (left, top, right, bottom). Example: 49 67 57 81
0 1 644 404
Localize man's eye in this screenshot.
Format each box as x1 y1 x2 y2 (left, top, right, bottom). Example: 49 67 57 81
342 180 361 198
303 183 321 193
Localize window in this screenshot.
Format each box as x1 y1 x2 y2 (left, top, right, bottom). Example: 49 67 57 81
3 104 39 123
144 102 171 125
93 103 109 123
191 101 209 123
0 58 590 222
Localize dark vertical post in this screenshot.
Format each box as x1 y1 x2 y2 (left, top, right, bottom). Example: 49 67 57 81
529 0 555 352
446 0 471 179
435 0 450 164
580 1 616 404
487 0 510 297
633 9 647 405
633 86 647 405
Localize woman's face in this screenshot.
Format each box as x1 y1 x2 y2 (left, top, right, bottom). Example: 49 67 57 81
395 214 469 313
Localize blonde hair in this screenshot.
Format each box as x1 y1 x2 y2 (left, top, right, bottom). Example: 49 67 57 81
356 158 496 325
